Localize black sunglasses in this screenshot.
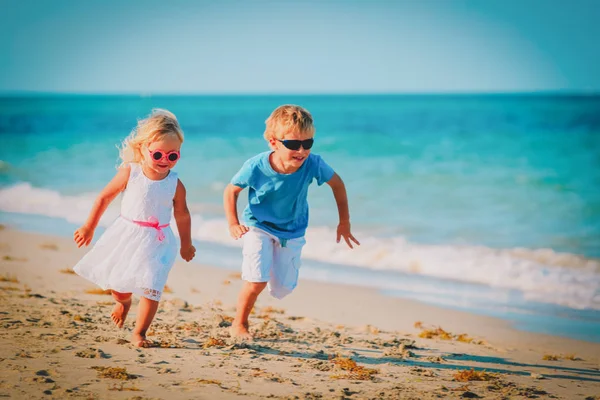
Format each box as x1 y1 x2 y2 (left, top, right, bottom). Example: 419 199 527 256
277 138 314 151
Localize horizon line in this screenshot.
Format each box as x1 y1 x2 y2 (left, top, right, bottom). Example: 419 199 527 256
1 89 600 97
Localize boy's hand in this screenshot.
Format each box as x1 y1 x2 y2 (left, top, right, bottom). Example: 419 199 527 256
229 224 249 239
180 244 196 262
336 221 360 249
74 226 94 248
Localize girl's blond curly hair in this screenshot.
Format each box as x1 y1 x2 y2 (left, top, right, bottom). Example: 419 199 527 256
118 108 184 167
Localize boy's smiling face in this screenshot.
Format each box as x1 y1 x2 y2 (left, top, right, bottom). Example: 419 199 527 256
269 130 314 172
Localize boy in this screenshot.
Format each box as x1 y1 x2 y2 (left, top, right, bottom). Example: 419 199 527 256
224 104 359 339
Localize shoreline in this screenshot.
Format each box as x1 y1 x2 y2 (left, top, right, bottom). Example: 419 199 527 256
3 210 599 344
1 227 599 399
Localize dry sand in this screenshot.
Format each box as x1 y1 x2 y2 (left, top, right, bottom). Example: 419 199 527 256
0 227 599 399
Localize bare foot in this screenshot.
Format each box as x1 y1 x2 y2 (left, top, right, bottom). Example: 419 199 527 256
229 323 253 340
111 298 132 328
131 332 153 348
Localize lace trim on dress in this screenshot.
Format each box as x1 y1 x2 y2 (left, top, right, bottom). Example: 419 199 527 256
141 288 162 301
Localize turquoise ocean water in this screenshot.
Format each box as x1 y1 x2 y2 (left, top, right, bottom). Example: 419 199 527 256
1 94 599 341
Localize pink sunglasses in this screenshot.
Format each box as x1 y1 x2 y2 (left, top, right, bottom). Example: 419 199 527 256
148 149 180 162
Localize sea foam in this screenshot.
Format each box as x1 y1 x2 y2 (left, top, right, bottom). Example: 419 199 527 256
1 182 599 310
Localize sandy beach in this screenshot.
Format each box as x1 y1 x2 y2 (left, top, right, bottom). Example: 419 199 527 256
0 227 599 399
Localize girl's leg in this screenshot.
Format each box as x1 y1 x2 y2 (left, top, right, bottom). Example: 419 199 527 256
111 290 132 328
231 281 267 339
132 296 159 347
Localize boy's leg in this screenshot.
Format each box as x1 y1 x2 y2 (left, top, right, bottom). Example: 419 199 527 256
132 296 159 347
269 236 306 299
231 228 274 339
111 290 132 328
231 281 267 338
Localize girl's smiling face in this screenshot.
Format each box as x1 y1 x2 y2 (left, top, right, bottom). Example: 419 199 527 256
143 135 182 176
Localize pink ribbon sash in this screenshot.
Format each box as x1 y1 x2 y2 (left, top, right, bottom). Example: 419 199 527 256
122 215 169 242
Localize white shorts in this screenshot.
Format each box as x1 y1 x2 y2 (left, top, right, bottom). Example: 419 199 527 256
242 227 306 299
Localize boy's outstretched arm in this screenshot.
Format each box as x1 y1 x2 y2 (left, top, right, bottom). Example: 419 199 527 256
224 183 249 239
173 179 196 261
73 165 130 248
326 173 360 248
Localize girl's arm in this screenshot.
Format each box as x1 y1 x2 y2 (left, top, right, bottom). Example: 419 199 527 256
223 183 249 239
326 173 360 248
173 179 196 262
73 165 130 248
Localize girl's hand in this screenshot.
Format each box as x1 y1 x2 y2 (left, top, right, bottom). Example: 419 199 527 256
229 224 249 239
180 244 196 262
336 221 360 249
74 226 94 248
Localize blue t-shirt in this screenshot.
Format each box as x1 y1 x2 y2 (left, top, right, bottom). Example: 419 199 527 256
231 151 335 239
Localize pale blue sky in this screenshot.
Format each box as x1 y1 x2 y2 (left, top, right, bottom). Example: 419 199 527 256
1 0 598 94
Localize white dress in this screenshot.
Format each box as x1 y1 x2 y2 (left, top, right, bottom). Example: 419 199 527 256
74 163 179 301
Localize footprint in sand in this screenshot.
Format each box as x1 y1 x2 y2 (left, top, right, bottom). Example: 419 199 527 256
75 348 110 359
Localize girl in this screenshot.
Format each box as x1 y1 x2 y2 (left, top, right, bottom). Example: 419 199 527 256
73 108 196 347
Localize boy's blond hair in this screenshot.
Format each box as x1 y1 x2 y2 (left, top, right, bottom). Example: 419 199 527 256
118 108 184 166
263 105 315 141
